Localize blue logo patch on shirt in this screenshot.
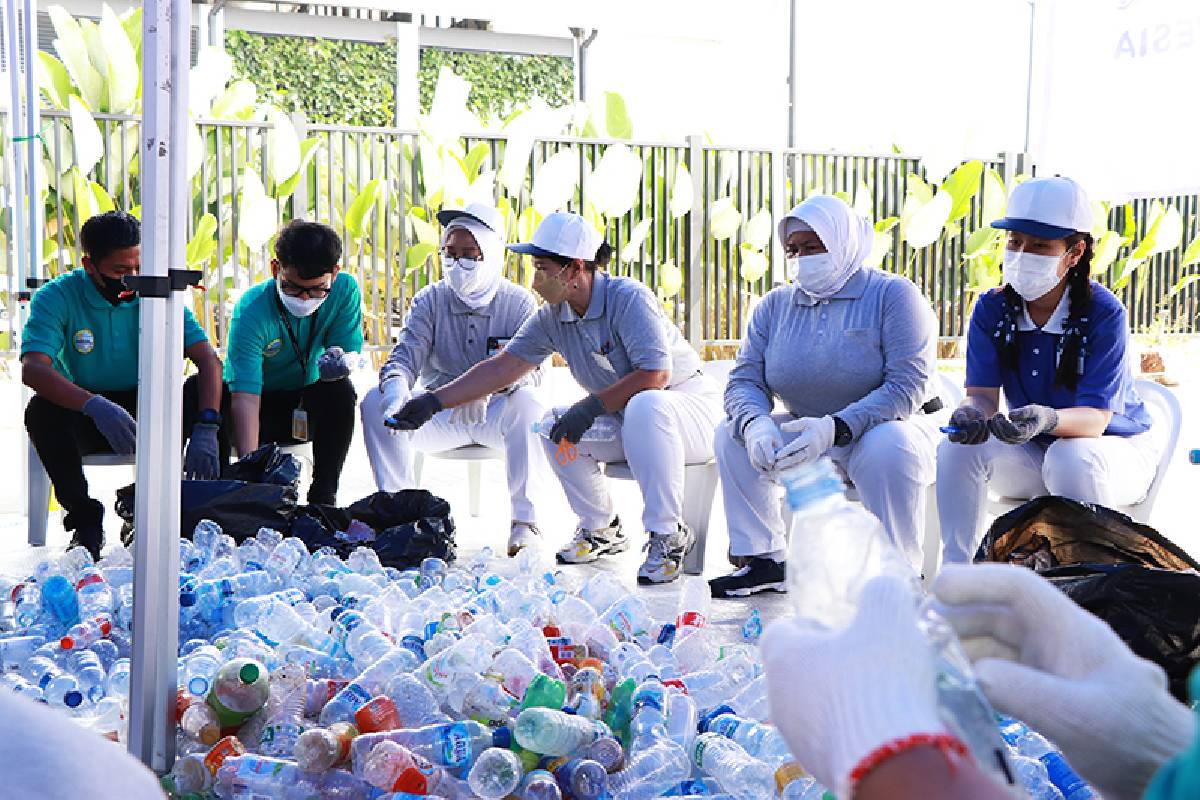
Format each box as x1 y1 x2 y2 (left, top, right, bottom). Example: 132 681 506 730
73 329 95 354
263 338 283 358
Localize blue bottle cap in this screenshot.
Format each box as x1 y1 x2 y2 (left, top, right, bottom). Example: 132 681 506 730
1190 449 1200 465
492 725 512 749
698 704 735 732
63 690 83 708
179 591 196 608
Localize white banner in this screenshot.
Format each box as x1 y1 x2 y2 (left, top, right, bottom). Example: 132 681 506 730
1030 0 1200 199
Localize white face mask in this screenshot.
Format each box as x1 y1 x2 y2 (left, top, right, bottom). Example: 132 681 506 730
792 253 840 296
276 279 326 317
1003 250 1064 302
444 257 483 296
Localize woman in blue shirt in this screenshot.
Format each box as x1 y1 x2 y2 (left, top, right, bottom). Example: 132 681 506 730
938 176 1160 563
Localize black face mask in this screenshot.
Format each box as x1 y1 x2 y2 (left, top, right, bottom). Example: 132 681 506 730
95 274 133 306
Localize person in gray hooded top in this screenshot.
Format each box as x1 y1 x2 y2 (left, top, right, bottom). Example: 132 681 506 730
711 194 947 598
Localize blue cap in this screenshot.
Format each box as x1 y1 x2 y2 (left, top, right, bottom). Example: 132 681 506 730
698 704 735 732
990 176 1093 240
179 591 196 608
492 726 512 749
508 212 601 260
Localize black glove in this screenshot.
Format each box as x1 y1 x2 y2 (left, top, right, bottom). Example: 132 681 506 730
385 392 444 431
183 423 221 479
947 405 989 445
82 395 137 454
988 405 1060 445
549 394 606 445
317 346 351 382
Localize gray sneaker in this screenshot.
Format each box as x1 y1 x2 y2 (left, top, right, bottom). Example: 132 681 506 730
637 524 695 584
556 517 627 564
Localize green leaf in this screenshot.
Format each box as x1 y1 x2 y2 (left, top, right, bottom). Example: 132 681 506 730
1093 230 1131 274
1090 201 1110 239
35 52 76 110
405 243 437 275
1130 201 1183 260
589 143 643 218
99 4 138 113
1112 257 1144 291
68 95 103 177
461 142 491 181
863 230 894 270
710 197 743 241
1182 230 1200 267
940 160 983 224
277 138 321 199
580 117 600 139
49 6 105 111
210 80 258 121
899 174 933 244
89 181 114 213
982 168 1006 224
1123 203 1137 237
874 216 899 233
69 169 98 220
738 244 768 282
604 91 632 139
346 179 383 240
185 213 219 268
670 162 694 219
120 8 143 62
742 208 773 251
658 260 683 299
79 19 108 107
904 190 951 249
264 106 302 194
408 208 438 246
620 218 654 263
964 226 1002 259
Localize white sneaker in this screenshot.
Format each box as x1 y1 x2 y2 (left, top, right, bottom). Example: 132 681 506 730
637 524 695 584
507 521 542 557
556 517 627 564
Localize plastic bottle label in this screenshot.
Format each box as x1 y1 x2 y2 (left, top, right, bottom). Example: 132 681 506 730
677 612 706 628
342 682 372 710
692 737 709 768
439 722 472 767
1040 753 1089 796
709 716 742 738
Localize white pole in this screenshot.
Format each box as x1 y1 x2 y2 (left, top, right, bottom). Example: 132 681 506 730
20 0 37 283
127 0 186 773
3 0 28 303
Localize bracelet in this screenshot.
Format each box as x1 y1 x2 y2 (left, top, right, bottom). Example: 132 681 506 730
848 733 969 795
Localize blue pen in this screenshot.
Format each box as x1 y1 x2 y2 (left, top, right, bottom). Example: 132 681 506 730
940 425 964 436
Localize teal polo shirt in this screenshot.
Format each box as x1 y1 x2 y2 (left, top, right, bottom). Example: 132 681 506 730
224 272 364 395
20 268 208 392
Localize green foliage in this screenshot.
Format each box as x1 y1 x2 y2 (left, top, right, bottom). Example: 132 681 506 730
418 49 573 121
225 31 397 126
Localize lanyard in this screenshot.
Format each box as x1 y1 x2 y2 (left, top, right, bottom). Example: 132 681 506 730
274 289 321 367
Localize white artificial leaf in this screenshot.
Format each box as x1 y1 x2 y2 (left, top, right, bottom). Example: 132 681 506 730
264 106 301 190
589 143 644 218
531 148 580 216
743 208 773 251
99 4 137 113
904 190 952 248
238 169 277 251
621 218 654 262
710 197 743 241
68 95 103 177
670 162 694 219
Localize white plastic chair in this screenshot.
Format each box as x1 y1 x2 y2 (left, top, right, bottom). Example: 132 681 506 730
26 442 134 546
412 445 504 518
985 379 1181 525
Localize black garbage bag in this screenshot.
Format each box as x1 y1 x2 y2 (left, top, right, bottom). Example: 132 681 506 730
219 444 302 488
289 490 455 570
979 496 1200 703
115 479 298 544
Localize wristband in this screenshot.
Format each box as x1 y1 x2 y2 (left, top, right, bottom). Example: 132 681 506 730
848 733 969 795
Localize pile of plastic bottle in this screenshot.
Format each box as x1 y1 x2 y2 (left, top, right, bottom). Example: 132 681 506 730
0 517 1095 799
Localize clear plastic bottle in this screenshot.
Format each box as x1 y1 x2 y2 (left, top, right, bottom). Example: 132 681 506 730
106 657 131 699
169 753 213 796
740 609 762 643
65 647 107 703
60 615 113 651
321 647 416 725
361 740 454 795
331 607 399 666
354 694 401 733
606 735 691 800
206 658 270 728
40 575 80 627
629 678 667 741
351 720 505 773
23 655 84 708
75 568 114 617
552 758 608 800
294 722 357 772
664 689 698 755
531 412 620 442
514 707 611 756
181 644 223 696
180 700 222 746
257 665 308 758
775 763 830 800
516 769 563 800
491 647 540 699
692 733 775 800
675 576 710 633
1015 730 1097 800
12 583 42 628
782 457 1015 787
467 747 524 798
1011 754 1068 800
383 672 445 728
705 712 790 767
0 635 45 671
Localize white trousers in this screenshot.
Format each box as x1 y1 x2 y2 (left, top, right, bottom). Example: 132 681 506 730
547 380 722 536
716 411 945 571
359 386 553 525
936 429 1162 564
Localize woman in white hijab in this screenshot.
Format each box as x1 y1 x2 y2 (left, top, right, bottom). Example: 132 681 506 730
360 202 553 556
711 194 947 597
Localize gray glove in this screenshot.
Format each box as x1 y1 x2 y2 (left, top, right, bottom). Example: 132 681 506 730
82 395 137 455
317 346 351 382
549 395 606 445
989 405 1060 445
947 404 990 445
183 423 221 480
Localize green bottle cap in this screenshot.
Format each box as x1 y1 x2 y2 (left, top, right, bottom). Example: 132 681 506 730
238 663 260 684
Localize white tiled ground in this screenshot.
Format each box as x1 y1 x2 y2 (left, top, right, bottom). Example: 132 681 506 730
2 341 1198 636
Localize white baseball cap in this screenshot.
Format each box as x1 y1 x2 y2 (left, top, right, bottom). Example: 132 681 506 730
991 176 1093 239
508 212 601 261
437 202 505 235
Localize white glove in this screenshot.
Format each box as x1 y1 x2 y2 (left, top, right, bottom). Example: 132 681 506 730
743 416 783 473
763 575 947 798
775 415 836 472
379 378 412 435
932 563 1196 800
449 396 490 427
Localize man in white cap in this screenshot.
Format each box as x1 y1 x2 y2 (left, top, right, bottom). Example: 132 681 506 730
361 202 554 556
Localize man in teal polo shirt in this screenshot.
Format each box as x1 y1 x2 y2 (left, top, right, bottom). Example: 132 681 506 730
21 211 227 558
225 219 363 505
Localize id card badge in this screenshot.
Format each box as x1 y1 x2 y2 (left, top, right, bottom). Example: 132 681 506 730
486 336 511 359
291 407 309 442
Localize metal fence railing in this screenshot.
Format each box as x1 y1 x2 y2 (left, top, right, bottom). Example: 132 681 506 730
4 109 1200 360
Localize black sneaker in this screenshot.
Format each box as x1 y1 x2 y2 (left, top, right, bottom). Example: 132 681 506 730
709 557 786 598
68 524 104 561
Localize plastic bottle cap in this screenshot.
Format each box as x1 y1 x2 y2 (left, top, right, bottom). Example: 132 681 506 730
238 663 261 684
492 726 512 749
63 690 83 708
60 636 75 650
179 592 196 608
775 762 807 793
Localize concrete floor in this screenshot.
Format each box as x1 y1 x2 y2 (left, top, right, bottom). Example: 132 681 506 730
1 340 1197 639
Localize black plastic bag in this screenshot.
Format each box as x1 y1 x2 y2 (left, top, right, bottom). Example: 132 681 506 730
115 479 298 543
220 444 302 488
372 518 457 570
1042 564 1200 703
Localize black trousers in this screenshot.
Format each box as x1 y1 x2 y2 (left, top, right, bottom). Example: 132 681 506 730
25 374 232 531
253 378 356 506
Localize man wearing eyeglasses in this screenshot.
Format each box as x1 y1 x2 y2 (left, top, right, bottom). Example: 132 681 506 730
224 219 364 505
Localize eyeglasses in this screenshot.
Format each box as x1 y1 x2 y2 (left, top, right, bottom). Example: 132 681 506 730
278 277 331 299
440 249 483 262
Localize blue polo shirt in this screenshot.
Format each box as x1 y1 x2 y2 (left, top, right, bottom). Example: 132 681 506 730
224 273 364 395
20 269 208 392
965 281 1151 436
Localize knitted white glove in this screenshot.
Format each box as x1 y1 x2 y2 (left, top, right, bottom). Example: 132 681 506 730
763 575 947 797
743 416 783 473
380 378 412 436
932 563 1196 800
776 415 837 471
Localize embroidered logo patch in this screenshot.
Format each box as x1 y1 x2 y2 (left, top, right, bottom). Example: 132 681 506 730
73 329 95 354
263 338 283 358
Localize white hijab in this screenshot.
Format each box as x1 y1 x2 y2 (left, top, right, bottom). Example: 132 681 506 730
777 195 874 300
442 217 505 309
